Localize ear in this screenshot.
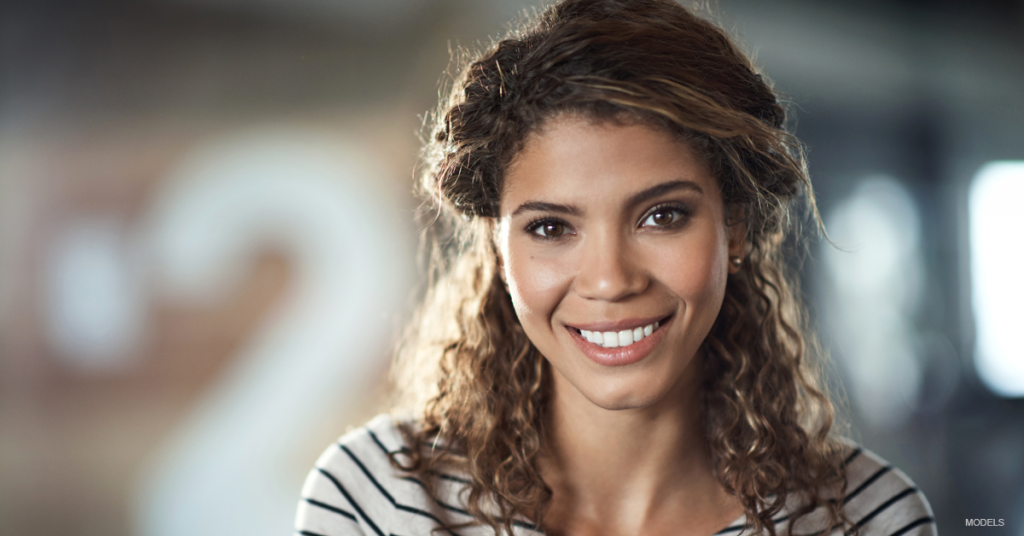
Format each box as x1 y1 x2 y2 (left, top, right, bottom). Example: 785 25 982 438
726 205 747 274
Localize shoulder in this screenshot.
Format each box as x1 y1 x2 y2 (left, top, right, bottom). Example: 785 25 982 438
295 414 465 536
832 442 937 536
719 443 937 536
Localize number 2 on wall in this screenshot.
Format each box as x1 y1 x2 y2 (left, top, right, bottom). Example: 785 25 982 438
135 129 413 536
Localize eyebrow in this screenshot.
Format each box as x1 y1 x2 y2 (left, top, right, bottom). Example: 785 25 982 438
627 179 704 207
511 201 582 217
509 179 704 217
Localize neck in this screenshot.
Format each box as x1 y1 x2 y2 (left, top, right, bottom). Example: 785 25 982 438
546 364 709 500
539 354 739 535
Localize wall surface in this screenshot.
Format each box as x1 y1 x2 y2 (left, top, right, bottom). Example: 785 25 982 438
1 0 1022 534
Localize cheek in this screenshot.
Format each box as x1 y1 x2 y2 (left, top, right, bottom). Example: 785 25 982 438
655 228 728 304
505 247 574 326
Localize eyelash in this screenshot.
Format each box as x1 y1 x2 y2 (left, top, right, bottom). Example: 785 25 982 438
525 217 572 240
524 203 692 240
638 203 692 229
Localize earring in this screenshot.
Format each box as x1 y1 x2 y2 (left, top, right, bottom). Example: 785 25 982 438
730 256 742 268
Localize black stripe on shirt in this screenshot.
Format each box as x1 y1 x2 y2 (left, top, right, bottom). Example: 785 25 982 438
713 451 869 535
711 455 917 536
710 462 897 535
713 512 792 534
304 497 358 522
888 516 936 536
845 465 893 504
800 486 923 536
844 448 863 466
364 428 540 533
366 428 473 485
399 477 475 520
316 467 385 536
340 444 461 536
431 470 473 485
367 429 402 460
851 487 920 530
298 531 329 536
714 523 747 534
397 477 548 532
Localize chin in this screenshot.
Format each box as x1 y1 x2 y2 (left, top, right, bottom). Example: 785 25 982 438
554 349 705 413
577 377 674 411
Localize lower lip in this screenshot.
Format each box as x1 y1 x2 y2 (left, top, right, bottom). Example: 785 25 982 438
568 316 672 367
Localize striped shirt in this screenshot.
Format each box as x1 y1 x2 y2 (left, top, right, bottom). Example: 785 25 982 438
295 415 936 536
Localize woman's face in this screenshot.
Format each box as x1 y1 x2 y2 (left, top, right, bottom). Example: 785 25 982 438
496 115 744 411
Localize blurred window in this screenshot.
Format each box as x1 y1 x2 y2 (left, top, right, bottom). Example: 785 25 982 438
823 177 924 427
969 161 1024 398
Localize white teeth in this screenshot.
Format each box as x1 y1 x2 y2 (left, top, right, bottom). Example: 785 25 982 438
577 320 663 348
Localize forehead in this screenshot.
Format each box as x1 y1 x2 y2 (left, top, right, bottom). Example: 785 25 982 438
500 116 718 212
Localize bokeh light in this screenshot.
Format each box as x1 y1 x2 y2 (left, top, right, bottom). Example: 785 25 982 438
970 161 1024 398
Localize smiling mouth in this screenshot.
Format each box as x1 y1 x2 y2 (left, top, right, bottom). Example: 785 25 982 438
568 316 670 349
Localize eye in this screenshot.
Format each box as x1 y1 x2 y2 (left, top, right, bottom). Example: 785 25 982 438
639 204 689 228
527 219 571 239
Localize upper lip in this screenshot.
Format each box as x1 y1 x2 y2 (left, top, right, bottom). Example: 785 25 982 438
565 314 670 333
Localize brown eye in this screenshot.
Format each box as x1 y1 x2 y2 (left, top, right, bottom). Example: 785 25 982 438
641 207 684 227
534 222 567 238
652 211 675 225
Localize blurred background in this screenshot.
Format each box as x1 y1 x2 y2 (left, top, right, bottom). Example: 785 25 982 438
0 0 1021 534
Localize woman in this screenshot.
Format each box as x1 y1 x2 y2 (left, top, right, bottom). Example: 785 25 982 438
295 1 936 535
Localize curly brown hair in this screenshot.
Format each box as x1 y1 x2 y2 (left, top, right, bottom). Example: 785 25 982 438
389 1 852 534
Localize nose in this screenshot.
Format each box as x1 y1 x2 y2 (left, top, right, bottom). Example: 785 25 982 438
574 231 649 301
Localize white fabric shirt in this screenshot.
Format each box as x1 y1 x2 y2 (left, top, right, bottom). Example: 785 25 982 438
295 415 936 536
